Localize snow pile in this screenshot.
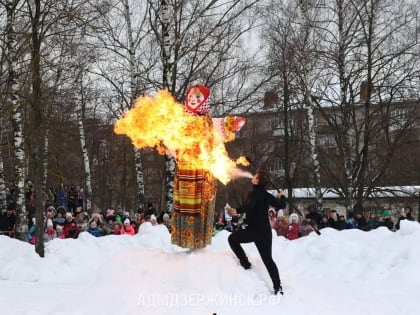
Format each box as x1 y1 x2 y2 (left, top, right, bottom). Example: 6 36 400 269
0 220 419 315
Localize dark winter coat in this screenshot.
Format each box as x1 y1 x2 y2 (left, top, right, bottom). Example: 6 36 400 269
318 220 329 230
337 218 347 231
328 218 339 230
355 215 367 230
145 207 156 218
305 211 323 226
379 218 394 231
395 214 414 230
366 218 380 231
236 185 287 236
0 212 16 232
63 221 80 239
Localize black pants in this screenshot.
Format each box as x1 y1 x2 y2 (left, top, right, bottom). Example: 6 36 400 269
228 228 281 289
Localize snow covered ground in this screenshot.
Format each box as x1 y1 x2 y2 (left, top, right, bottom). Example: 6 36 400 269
1 220 419 315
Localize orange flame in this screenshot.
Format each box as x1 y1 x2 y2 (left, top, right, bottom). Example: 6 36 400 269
235 156 250 166
114 90 247 184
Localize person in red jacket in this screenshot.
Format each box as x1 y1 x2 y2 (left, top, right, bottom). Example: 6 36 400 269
286 213 300 240
63 213 80 239
120 219 135 235
274 211 289 238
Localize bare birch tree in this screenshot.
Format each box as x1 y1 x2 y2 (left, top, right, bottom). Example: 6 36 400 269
2 0 27 235
296 0 323 209
310 0 420 212
91 0 151 211
75 75 93 213
259 0 309 212
21 0 101 255
147 0 262 212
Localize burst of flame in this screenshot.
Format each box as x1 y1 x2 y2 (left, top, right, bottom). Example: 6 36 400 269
235 156 250 166
114 89 247 184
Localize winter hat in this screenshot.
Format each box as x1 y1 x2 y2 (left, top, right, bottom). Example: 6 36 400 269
32 217 36 225
163 213 170 221
289 213 299 223
92 212 102 221
277 209 285 218
123 211 130 216
90 221 97 228
65 212 73 220
150 214 157 222
56 206 66 215
184 84 211 115
46 206 56 215
47 219 53 227
124 218 130 225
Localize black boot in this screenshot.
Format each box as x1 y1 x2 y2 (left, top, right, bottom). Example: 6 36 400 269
240 260 251 270
274 284 283 295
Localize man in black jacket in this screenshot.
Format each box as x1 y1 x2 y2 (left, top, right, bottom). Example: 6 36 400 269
227 170 287 295
0 208 16 236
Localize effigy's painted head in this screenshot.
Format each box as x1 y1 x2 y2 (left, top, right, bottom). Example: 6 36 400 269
184 84 210 115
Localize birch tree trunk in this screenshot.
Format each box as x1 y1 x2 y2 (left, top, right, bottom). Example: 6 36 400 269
0 141 6 210
6 0 27 235
75 80 93 213
160 0 175 213
42 127 49 205
307 105 322 208
298 0 323 209
124 0 146 210
337 0 355 214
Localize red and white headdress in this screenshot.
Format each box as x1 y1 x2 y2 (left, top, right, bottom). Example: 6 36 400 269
184 84 211 115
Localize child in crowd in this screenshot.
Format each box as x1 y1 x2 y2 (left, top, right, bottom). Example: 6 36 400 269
63 213 80 239
287 213 300 240
56 225 65 239
299 219 314 237
26 218 36 244
87 221 102 237
162 213 172 233
44 219 57 242
150 214 158 226
120 219 135 235
275 211 289 238
111 222 121 235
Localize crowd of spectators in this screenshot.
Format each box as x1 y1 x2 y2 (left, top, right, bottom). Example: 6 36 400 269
213 205 417 241
1 202 172 243
0 181 417 243
0 182 173 242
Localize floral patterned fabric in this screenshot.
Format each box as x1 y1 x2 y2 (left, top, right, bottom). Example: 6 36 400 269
171 162 217 249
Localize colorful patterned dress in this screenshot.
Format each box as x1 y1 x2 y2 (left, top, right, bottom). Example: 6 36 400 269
171 114 217 249
170 84 244 249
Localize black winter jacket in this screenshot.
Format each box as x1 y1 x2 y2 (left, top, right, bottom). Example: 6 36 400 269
237 185 287 235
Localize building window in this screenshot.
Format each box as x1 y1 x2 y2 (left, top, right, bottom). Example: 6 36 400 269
389 107 409 131
314 115 328 127
268 158 285 177
319 135 336 147
271 118 284 136
271 118 296 136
